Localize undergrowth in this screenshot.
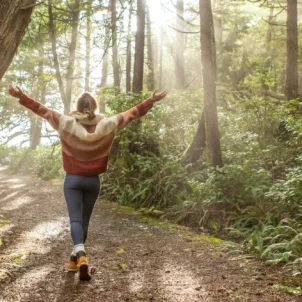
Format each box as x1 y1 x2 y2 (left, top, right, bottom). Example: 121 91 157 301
1 90 302 271
102 90 302 271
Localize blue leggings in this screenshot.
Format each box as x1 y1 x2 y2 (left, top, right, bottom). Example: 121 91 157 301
63 173 101 245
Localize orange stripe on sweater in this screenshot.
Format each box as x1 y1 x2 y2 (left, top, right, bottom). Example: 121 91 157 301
60 129 116 161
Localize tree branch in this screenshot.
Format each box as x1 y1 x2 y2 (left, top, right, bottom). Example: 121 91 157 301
262 90 285 100
168 25 200 34
1 131 27 145
262 18 286 26
21 1 45 10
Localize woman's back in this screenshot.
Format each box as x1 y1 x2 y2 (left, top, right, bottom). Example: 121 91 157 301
59 113 119 176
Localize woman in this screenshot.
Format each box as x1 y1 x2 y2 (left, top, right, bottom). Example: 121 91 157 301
8 84 167 281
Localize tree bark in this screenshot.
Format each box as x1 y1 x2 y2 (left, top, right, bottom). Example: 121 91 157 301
111 0 120 88
175 0 185 89
266 0 275 52
30 46 46 149
126 1 133 93
100 46 109 90
262 0 275 92
182 111 206 164
85 0 92 91
0 0 36 80
213 0 222 46
285 0 298 101
65 0 81 113
159 25 164 90
146 6 155 91
30 93 46 149
99 9 111 113
132 0 146 93
100 11 110 89
199 0 223 167
48 2 68 110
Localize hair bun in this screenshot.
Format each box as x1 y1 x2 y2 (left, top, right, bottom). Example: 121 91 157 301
76 92 98 118
83 108 96 120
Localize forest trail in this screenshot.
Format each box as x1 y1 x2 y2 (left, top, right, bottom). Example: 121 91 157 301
0 167 300 302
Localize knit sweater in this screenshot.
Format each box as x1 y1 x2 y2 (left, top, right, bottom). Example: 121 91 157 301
18 94 154 176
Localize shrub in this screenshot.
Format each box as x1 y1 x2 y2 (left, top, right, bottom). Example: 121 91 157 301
8 145 63 180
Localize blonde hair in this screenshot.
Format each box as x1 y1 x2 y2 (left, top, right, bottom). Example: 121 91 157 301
76 92 98 120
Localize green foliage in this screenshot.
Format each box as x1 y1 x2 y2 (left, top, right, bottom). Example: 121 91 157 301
103 154 190 208
266 162 302 213
0 145 10 164
99 89 302 268
273 284 302 296
2 87 302 269
7 145 63 180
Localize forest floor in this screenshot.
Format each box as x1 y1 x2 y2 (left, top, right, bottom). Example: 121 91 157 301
0 167 301 302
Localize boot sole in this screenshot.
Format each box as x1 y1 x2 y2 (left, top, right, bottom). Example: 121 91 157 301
79 263 91 281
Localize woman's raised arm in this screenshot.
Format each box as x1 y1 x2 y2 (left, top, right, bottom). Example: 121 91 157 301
116 90 168 131
8 84 62 131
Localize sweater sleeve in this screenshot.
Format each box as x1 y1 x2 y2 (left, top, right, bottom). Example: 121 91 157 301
19 94 61 131
115 98 154 131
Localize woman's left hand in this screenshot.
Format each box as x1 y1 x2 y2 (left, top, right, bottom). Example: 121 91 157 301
8 84 24 99
150 89 168 103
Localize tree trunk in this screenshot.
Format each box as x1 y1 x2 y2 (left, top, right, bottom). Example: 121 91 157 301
213 0 222 46
266 0 275 52
65 0 81 113
153 28 158 88
85 0 92 91
48 2 68 110
100 46 109 90
262 0 275 92
132 0 146 93
159 25 164 90
285 0 298 101
181 111 206 164
99 11 111 113
111 0 120 88
30 46 46 149
175 0 185 89
146 6 155 91
126 1 133 93
199 0 223 167
30 88 46 149
0 0 36 80
100 11 110 89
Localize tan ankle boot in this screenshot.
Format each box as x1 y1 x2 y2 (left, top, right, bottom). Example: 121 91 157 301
77 251 91 281
67 255 78 272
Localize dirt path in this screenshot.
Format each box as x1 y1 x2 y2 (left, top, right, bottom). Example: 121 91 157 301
0 167 300 302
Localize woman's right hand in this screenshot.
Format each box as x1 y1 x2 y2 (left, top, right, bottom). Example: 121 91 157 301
150 89 168 103
8 84 24 99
